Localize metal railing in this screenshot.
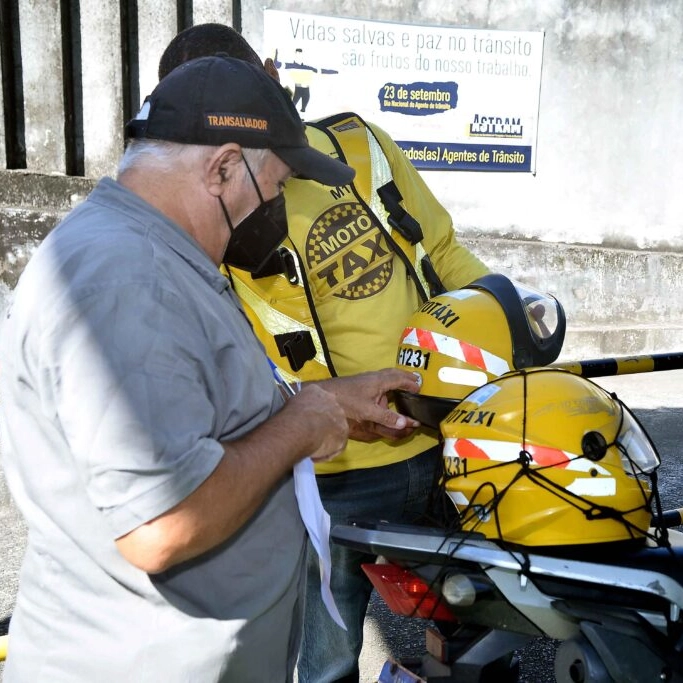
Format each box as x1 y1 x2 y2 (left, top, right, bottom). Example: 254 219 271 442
0 0 238 178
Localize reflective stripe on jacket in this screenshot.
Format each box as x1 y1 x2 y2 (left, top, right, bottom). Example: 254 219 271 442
227 113 440 384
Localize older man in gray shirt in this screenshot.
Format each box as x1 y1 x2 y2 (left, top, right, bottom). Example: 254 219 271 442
0 56 419 681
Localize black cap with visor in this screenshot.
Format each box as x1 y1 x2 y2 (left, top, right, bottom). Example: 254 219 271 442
125 55 355 187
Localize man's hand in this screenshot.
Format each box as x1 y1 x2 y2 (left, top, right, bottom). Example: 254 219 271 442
264 57 280 81
282 384 349 462
319 369 421 442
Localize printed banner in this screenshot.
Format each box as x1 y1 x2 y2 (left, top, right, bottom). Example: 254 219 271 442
263 10 544 172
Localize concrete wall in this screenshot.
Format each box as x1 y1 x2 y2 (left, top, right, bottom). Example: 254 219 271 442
18 0 66 174
242 1 683 252
1 1 682 360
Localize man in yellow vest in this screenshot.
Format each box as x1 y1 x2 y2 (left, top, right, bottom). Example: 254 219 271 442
159 24 489 683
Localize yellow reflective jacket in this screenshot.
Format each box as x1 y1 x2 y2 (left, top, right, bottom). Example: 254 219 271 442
227 113 488 473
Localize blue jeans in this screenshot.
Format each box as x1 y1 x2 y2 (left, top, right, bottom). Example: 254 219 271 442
297 445 441 683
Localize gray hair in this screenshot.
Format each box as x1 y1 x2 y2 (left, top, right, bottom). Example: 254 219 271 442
117 139 271 177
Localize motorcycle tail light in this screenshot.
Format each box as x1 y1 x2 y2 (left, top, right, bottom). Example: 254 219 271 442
362 562 458 622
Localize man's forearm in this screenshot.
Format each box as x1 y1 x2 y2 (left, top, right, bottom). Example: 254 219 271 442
115 385 347 573
115 430 297 573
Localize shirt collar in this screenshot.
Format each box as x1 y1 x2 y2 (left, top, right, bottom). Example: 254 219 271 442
92 177 230 294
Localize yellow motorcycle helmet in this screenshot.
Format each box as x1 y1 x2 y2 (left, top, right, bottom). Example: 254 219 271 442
395 274 565 428
442 368 659 547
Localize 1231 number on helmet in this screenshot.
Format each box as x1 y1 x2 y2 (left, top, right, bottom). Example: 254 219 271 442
397 347 431 369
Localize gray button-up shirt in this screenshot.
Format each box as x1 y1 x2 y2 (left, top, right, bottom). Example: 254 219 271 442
0 178 306 681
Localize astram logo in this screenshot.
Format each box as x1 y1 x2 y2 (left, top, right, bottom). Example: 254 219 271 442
469 114 523 138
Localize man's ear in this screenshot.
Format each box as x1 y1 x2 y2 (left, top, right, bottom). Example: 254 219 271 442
264 57 281 83
206 143 242 197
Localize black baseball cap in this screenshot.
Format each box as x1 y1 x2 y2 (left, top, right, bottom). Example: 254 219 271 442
125 55 355 187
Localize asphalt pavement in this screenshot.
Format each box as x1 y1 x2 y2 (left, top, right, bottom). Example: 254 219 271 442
1 370 682 682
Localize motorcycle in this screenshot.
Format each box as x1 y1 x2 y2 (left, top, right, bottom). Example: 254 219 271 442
334 510 683 682
331 273 683 683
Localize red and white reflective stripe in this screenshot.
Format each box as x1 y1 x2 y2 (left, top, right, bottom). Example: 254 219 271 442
443 437 611 474
401 327 510 376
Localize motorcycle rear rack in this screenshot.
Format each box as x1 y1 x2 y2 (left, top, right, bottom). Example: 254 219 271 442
332 521 683 614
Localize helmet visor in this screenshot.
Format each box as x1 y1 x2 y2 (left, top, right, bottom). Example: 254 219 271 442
465 274 566 367
616 404 660 475
516 283 562 341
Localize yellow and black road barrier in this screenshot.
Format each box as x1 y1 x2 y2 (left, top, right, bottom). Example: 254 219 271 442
552 352 683 378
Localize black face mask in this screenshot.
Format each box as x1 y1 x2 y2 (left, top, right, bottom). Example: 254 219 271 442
220 157 288 273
